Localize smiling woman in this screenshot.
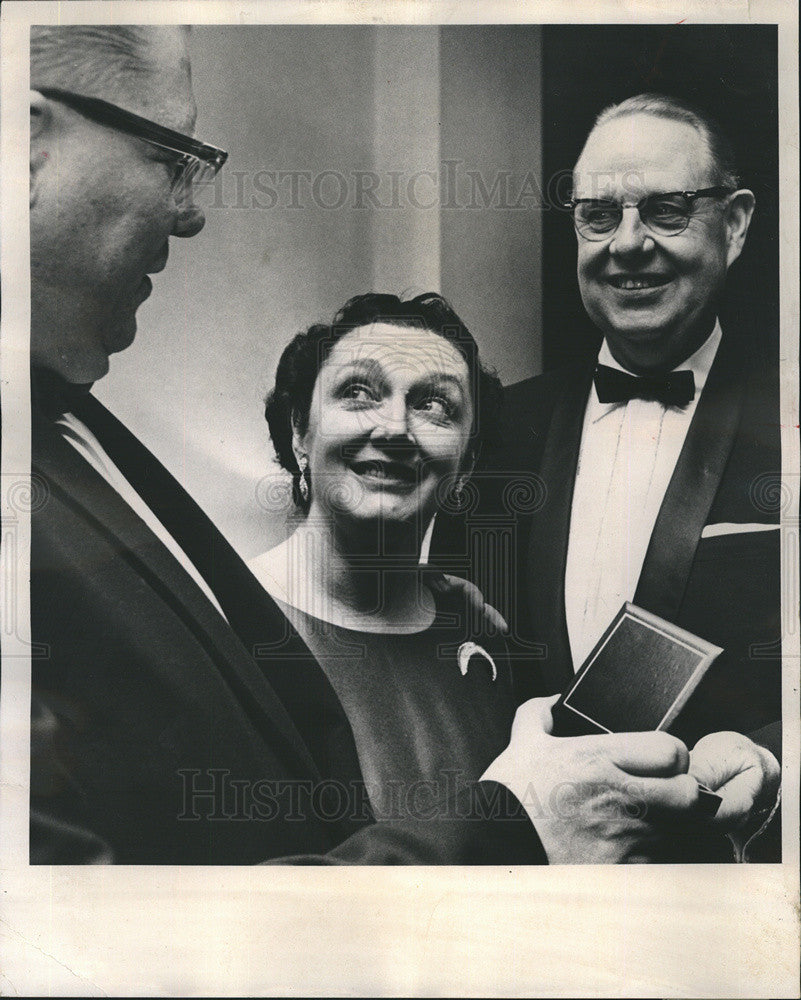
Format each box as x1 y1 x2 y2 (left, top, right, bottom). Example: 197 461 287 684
300 322 473 533
247 293 514 820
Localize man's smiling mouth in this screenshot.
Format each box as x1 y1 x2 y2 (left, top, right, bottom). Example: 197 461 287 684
607 274 671 290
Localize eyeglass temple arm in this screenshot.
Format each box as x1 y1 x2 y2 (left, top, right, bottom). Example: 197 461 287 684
35 86 228 168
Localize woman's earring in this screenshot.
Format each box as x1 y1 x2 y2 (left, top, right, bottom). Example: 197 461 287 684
298 455 310 504
452 477 465 503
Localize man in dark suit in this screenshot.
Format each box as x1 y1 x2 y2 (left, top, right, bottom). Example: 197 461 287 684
28 29 724 864
472 94 782 860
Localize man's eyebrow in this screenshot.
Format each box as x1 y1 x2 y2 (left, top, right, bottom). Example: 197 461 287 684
154 99 196 136
572 191 626 201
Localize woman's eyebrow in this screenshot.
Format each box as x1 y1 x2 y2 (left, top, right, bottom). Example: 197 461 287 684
415 373 467 394
330 358 466 395
332 357 384 378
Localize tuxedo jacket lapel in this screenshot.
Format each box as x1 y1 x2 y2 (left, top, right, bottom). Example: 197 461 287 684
33 399 323 780
634 336 744 620
70 395 286 639
527 363 594 688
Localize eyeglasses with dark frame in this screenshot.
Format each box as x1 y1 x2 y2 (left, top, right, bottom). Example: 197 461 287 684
34 86 228 198
564 187 734 241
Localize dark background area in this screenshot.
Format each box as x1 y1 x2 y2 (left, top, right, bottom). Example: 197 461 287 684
541 24 779 371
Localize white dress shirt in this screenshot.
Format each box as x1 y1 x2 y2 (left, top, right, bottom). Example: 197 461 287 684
56 411 228 621
564 322 722 668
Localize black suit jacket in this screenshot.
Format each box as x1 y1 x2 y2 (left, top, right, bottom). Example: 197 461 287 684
433 331 782 859
30 389 542 865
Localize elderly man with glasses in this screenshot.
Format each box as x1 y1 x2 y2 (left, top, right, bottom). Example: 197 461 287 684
31 30 731 866
453 93 781 861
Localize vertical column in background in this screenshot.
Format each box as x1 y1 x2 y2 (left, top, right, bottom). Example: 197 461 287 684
439 26 543 385
370 27 441 295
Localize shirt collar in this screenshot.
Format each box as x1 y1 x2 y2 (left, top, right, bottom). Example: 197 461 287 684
597 319 722 395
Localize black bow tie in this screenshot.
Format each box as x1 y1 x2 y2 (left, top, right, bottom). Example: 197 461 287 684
593 364 695 407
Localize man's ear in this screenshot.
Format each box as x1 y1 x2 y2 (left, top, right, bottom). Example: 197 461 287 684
30 91 53 208
725 189 756 269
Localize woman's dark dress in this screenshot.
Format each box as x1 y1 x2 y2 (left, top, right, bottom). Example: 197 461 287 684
279 591 517 821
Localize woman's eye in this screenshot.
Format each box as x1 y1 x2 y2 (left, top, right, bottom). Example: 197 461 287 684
341 382 377 403
415 395 453 419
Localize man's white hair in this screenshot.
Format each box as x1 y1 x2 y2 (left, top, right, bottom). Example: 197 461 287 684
30 25 189 104
582 92 741 190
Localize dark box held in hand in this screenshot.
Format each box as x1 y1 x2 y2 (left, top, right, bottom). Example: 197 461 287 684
552 602 724 738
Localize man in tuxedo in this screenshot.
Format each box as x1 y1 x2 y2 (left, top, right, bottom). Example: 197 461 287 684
27 32 770 864
484 94 782 859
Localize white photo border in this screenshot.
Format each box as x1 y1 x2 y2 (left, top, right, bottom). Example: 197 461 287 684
1 2 798 996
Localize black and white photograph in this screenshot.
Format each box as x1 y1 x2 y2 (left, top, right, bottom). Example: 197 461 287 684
1 1 798 995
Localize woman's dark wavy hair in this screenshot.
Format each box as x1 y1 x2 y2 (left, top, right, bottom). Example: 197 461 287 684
265 292 504 511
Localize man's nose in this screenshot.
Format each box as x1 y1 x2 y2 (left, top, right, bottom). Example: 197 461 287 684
172 201 206 238
609 205 653 256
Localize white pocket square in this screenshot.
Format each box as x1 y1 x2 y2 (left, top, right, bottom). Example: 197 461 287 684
701 522 780 538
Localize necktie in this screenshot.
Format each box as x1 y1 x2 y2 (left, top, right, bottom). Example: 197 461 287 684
593 364 695 407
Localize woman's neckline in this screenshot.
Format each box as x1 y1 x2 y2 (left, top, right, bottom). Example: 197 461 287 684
273 593 441 636
248 542 439 635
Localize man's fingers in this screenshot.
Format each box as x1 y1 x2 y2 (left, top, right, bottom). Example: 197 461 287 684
600 730 690 777
509 708 690 775
549 772 701 825
438 574 509 633
512 695 560 737
690 732 780 800
704 771 760 826
689 731 751 790
482 602 509 634
437 575 507 633
441 573 480 600
689 732 781 829
632 772 703 815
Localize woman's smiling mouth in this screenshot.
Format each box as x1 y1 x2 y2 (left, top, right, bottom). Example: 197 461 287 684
349 460 419 487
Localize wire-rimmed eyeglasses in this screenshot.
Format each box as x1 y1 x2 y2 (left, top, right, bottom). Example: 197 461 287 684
34 86 228 198
564 187 734 241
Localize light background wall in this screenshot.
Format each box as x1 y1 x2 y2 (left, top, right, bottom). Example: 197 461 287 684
96 26 543 557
